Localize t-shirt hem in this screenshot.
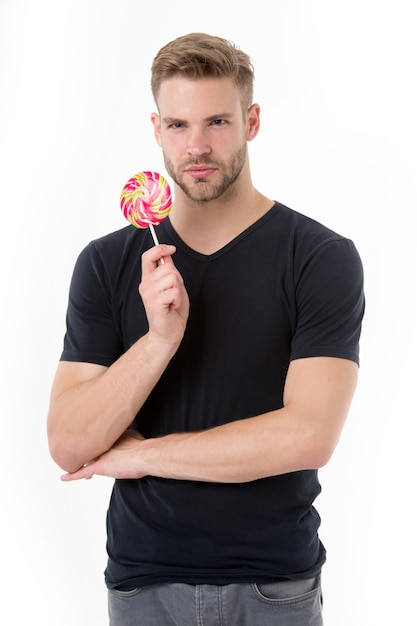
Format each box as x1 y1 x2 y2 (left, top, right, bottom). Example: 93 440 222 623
105 565 325 589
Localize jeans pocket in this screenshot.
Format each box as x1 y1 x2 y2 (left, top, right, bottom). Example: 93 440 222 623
109 586 142 598
253 576 320 605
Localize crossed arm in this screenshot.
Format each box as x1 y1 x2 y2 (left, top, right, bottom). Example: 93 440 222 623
47 245 359 484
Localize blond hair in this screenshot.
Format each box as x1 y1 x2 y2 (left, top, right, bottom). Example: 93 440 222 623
151 33 254 110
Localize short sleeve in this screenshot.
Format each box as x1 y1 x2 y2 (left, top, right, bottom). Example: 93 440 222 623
60 242 123 366
290 238 365 365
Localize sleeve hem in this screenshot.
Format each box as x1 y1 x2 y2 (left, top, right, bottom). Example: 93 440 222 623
60 351 119 368
290 347 360 366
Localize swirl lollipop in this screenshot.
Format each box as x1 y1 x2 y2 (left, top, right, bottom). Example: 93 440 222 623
120 171 172 261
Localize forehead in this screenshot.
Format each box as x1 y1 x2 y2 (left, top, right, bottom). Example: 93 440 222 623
156 76 242 118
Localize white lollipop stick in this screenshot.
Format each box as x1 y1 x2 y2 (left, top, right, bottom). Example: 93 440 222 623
149 223 165 264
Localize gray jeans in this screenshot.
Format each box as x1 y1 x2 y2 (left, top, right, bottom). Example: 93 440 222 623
108 576 323 625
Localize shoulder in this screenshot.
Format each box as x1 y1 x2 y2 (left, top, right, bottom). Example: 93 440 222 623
272 202 350 242
66 225 151 302
74 225 148 273
270 202 362 267
81 224 140 258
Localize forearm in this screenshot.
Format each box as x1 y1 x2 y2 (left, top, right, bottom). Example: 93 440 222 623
123 358 357 483
48 332 178 473
137 409 325 483
63 406 333 483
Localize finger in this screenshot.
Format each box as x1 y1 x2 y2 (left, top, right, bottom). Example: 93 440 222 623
139 263 185 306
60 463 95 482
141 245 176 277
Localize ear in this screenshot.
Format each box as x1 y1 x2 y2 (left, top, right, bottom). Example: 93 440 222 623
151 112 162 146
246 103 261 141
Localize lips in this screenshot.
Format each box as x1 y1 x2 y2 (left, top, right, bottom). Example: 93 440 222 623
185 166 216 179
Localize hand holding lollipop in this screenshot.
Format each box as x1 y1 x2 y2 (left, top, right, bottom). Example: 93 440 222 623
120 171 172 262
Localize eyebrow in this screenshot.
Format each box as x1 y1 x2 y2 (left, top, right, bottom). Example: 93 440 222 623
162 112 234 125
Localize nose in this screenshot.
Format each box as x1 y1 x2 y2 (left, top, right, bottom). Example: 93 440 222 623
186 128 211 157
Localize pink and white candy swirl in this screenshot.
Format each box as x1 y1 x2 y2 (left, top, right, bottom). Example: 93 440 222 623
120 171 172 228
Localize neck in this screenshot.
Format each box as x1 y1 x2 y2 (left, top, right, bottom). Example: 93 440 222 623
169 181 273 255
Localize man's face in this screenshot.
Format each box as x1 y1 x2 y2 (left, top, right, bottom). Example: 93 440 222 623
151 77 251 202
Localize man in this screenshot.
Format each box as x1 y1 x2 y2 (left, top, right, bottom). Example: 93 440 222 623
48 32 364 625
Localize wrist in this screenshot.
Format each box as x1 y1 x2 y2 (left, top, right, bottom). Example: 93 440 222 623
143 329 182 357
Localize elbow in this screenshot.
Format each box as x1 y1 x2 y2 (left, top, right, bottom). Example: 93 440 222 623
307 444 334 469
293 409 346 471
47 403 91 473
48 436 82 474
47 419 85 473
299 431 340 470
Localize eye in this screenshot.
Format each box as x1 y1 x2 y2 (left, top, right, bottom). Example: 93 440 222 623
210 119 226 126
169 122 185 129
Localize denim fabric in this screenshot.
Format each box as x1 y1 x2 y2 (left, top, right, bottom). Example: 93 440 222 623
108 576 323 625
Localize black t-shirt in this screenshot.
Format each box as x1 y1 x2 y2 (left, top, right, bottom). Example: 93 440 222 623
61 202 364 588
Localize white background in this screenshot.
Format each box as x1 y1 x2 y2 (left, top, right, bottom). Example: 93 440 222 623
1 1 416 623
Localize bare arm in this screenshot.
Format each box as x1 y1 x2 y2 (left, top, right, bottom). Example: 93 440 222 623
61 355 358 482
47 244 189 473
